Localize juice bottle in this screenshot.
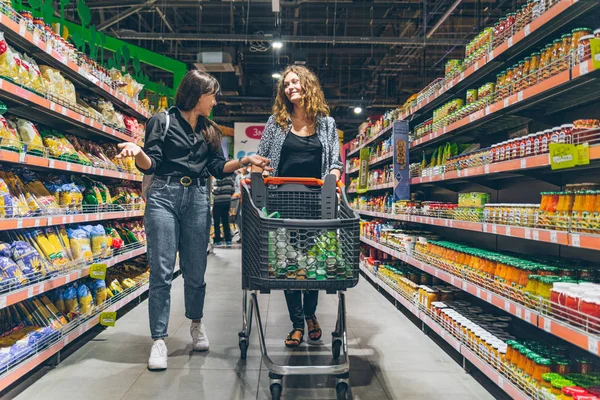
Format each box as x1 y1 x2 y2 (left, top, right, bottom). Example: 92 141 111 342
581 191 595 233
553 192 566 229
537 192 549 227
571 190 586 231
593 190 600 234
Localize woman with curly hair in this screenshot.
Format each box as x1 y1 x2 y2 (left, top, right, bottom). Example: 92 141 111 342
254 65 343 347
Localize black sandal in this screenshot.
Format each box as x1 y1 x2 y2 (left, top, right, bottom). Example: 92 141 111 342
305 316 322 341
285 328 304 348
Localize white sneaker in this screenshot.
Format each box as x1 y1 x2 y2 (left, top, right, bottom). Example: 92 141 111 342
190 321 210 351
148 339 168 370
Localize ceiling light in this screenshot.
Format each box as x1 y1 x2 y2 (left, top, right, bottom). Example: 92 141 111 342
272 72 282 79
353 107 363 115
272 33 283 50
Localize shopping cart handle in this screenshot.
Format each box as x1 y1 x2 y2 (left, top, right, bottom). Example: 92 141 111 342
263 177 324 186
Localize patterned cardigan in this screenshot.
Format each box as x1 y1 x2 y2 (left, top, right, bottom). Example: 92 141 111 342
256 115 343 178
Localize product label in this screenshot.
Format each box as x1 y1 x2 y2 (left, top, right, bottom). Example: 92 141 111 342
90 263 107 280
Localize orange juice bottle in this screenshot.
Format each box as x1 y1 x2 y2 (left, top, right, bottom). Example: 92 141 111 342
554 192 566 229
571 190 586 231
581 191 595 233
537 192 549 228
592 190 600 234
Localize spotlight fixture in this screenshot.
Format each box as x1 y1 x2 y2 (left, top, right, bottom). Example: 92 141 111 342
353 106 363 115
272 72 282 79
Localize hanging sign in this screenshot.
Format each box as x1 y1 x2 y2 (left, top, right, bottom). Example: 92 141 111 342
90 263 107 280
357 148 370 194
549 143 589 170
393 121 410 200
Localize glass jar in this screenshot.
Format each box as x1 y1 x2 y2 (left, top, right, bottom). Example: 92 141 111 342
571 28 593 54
541 44 553 79
578 35 594 63
514 60 525 91
528 52 541 87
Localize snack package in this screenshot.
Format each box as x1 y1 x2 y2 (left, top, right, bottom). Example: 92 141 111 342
0 177 14 219
77 283 93 314
88 279 107 306
0 252 26 286
15 119 44 155
66 226 93 263
0 115 21 152
22 54 45 94
53 287 66 315
0 33 16 78
40 295 69 326
58 183 83 212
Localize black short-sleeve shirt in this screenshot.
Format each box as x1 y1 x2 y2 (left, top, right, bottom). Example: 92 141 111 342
278 132 323 179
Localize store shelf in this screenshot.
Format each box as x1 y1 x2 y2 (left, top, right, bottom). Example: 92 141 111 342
346 153 394 175
410 60 599 150
360 236 600 357
347 181 394 194
359 262 532 400
353 209 600 249
0 77 134 143
0 13 151 121
399 0 598 126
411 143 600 186
0 244 147 311
0 208 143 232
0 149 142 182
347 123 394 157
0 277 153 391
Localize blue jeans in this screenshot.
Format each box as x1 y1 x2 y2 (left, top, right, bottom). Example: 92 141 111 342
145 177 211 340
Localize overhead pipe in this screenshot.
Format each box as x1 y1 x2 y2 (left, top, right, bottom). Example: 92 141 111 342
426 0 463 38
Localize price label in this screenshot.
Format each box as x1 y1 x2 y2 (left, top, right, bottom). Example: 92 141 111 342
464 169 469 177
543 318 552 332
504 299 511 312
492 224 497 234
482 224 488 233
520 158 527 169
99 311 117 327
508 37 513 48
533 230 539 241
524 24 531 36
444 219 449 227
434 269 439 278
90 263 107 280
516 307 522 319
462 281 467 291
580 62 589 76
18 150 26 163
505 226 511 236
32 33 40 46
571 233 581 248
489 50 494 61
503 98 509 108
443 126 447 134
524 228 531 239
484 165 490 174
524 310 531 322
485 106 491 116
550 231 558 243
476 288 481 298
588 338 599 355
45 43 53 55
498 376 504 389
0 295 5 309
474 61 479 71
450 276 455 286
19 20 26 36
16 219 23 229
460 72 465 81
469 114 476 123
517 91 524 102
487 292 492 303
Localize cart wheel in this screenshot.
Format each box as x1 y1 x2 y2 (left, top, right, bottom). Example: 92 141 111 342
332 339 342 359
336 382 348 400
239 338 248 360
270 383 282 400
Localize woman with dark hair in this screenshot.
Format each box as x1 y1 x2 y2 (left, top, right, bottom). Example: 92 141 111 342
117 70 272 371
253 65 343 348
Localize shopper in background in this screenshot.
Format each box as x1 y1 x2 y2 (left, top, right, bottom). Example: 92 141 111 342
212 175 235 246
253 65 343 348
116 69 272 371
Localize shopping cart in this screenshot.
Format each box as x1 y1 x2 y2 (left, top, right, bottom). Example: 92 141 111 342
239 173 360 400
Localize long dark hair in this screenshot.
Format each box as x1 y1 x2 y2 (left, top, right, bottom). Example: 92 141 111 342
175 70 221 150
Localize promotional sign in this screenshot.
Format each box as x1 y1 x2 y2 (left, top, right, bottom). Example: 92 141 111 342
90 264 107 280
234 123 266 160
549 143 590 170
357 148 370 194
393 121 410 200
99 312 117 327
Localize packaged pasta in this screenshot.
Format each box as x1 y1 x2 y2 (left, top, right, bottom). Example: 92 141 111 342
89 225 108 259
88 279 107 306
40 295 68 326
0 253 26 286
62 284 79 321
0 33 16 78
58 226 71 260
67 226 92 263
0 115 21 152
53 287 66 315
10 240 51 277
77 283 93 314
0 178 14 219
40 130 78 162
58 183 83 212
22 55 45 94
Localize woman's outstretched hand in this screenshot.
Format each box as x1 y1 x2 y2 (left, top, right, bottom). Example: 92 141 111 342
245 155 274 172
116 142 143 158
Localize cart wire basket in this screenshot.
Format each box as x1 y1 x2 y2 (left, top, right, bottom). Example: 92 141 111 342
239 173 360 400
241 173 360 293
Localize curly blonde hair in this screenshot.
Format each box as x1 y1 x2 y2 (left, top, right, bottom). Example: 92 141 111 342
273 65 330 129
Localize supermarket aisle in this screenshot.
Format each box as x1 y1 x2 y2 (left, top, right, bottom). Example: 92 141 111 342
12 247 498 400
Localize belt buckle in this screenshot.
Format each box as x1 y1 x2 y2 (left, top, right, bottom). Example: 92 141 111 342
180 176 193 187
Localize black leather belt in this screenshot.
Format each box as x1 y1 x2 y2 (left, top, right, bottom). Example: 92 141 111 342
155 176 206 187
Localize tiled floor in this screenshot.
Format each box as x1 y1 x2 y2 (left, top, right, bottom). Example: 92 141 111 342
12 247 500 400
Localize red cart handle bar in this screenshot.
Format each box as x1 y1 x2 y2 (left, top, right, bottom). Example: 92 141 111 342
243 177 345 189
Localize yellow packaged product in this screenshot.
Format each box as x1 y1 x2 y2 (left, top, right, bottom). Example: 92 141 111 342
77 284 93 314
58 226 71 259
0 115 21 151
15 119 44 154
0 33 16 78
67 227 93 263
